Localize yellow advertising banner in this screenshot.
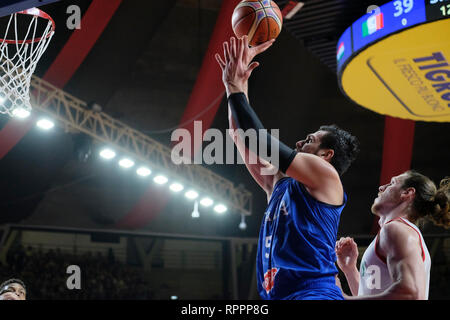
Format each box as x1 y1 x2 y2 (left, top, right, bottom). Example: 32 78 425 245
341 18 450 122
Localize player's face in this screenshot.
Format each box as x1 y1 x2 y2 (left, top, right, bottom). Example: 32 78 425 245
295 131 327 155
371 173 409 215
0 283 26 300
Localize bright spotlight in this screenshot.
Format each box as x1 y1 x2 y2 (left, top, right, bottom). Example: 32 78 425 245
36 118 54 130
185 190 199 200
169 183 184 192
153 175 168 185
99 148 116 160
0 95 5 105
214 204 227 214
136 167 151 177
239 214 247 230
191 201 200 219
12 108 30 119
119 158 135 168
200 197 213 207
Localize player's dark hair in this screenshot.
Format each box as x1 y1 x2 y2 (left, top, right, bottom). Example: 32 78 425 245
0 278 26 293
402 171 450 228
318 124 360 176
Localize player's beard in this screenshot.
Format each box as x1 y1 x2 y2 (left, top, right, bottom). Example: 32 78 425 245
370 190 402 217
371 200 380 216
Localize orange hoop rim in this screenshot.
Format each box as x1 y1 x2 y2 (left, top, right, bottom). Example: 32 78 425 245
0 7 55 45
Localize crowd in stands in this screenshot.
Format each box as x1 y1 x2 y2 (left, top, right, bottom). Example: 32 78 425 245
0 245 154 299
0 240 448 300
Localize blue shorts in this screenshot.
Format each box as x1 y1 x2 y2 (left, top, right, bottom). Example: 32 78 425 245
283 277 345 300
288 288 344 300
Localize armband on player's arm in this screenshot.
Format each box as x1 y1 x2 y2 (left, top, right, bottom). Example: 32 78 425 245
227 92 297 174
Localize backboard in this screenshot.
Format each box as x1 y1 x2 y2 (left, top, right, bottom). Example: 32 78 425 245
0 0 61 17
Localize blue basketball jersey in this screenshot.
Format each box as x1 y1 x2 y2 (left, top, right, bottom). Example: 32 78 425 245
256 177 347 300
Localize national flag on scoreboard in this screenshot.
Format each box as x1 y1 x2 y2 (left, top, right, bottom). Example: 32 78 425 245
362 12 384 37
337 42 345 61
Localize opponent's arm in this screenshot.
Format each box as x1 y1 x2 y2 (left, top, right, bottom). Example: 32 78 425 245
335 237 360 296
341 266 360 297
346 222 426 300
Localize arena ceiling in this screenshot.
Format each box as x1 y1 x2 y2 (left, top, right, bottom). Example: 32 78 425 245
0 0 448 238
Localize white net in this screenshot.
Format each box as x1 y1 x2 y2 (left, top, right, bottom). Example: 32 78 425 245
0 9 54 117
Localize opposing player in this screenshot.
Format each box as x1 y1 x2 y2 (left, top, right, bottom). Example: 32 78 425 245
215 36 359 300
0 279 27 300
335 171 449 299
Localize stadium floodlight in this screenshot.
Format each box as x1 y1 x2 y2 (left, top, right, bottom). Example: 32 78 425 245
12 108 31 119
36 118 54 130
185 190 199 200
153 175 168 185
169 182 184 192
239 214 247 230
214 204 227 214
136 167 151 177
119 158 135 169
199 197 214 207
191 201 200 219
99 148 116 160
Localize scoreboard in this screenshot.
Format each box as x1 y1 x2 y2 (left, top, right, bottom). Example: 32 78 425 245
337 0 450 122
337 0 450 72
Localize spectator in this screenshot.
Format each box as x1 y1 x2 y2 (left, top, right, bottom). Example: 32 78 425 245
0 278 26 300
0 245 153 300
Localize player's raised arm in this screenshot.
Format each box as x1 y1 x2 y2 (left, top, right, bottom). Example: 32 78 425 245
228 112 282 197
216 36 283 196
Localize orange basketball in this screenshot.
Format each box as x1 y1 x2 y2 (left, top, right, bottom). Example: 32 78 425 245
232 0 283 47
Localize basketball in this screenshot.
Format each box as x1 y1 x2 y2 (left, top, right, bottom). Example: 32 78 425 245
232 0 283 47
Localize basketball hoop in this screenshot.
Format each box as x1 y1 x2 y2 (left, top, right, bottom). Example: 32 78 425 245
0 8 55 117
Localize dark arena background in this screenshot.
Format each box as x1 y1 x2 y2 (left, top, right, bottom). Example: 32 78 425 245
0 0 449 305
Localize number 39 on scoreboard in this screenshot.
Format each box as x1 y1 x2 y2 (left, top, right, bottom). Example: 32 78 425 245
393 0 414 17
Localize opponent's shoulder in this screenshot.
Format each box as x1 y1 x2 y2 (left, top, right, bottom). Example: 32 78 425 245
379 220 421 256
381 219 419 240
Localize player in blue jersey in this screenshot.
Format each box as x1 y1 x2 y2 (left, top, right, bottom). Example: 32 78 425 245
215 36 359 300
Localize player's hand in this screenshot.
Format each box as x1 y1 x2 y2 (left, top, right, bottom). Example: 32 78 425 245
335 237 359 272
215 36 274 96
0 292 20 300
215 36 251 96
241 35 275 68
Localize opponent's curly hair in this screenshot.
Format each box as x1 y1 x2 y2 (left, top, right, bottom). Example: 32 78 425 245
402 171 450 228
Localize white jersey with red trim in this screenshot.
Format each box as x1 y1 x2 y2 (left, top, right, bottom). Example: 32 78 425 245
358 217 431 299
